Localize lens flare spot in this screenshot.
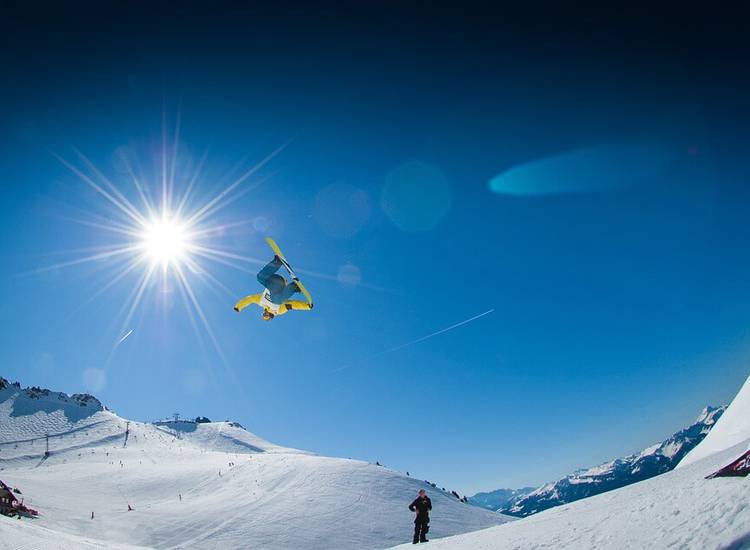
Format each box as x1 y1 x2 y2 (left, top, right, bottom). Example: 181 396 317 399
82 368 107 393
489 143 677 196
382 162 451 232
337 263 362 286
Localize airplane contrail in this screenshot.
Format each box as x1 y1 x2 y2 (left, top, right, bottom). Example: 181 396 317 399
116 329 133 346
334 308 495 372
383 308 495 355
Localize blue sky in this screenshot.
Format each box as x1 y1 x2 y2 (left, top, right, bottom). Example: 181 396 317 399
2 4 750 494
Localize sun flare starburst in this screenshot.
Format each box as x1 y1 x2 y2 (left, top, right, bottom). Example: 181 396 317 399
37 127 292 363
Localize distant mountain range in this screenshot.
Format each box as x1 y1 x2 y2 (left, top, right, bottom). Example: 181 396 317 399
470 406 725 517
468 487 535 511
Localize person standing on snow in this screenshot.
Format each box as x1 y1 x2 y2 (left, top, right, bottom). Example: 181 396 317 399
408 489 432 544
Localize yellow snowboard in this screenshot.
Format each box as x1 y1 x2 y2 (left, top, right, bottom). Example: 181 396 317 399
265 237 314 307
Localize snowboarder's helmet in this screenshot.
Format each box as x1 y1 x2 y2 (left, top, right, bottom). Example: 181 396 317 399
262 310 274 321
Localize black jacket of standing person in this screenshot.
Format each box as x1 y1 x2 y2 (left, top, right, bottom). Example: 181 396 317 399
408 494 432 521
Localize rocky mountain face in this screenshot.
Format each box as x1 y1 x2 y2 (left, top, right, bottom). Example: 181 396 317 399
0 377 104 411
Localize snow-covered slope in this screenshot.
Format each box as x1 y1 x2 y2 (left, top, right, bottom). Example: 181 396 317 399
502 406 724 517
152 419 296 455
390 440 750 549
679 372 750 469
0 516 147 549
0 378 106 445
0 378 510 549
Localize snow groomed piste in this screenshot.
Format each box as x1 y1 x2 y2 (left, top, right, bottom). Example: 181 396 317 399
0 378 509 549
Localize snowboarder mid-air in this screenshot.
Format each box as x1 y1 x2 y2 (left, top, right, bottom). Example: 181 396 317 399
409 489 432 544
234 238 313 321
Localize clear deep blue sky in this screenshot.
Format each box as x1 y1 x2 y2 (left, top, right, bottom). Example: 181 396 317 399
2 4 750 493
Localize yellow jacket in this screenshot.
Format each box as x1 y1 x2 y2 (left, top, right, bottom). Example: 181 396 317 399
234 291 312 318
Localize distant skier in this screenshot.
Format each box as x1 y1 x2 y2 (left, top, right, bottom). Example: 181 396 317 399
408 489 432 544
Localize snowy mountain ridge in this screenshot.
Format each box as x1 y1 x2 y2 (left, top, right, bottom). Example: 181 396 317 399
500 405 725 517
468 487 535 511
0 376 104 413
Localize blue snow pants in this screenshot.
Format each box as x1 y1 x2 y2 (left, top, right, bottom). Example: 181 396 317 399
257 257 299 304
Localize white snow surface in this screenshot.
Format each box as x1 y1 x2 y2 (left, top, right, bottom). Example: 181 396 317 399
0 383 509 549
0 516 146 549
679 372 750 468
390 440 750 550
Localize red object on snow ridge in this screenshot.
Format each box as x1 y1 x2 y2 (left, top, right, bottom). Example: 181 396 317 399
706 449 750 479
0 479 38 517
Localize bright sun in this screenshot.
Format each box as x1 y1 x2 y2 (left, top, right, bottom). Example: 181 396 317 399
46 132 289 358
139 215 192 268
